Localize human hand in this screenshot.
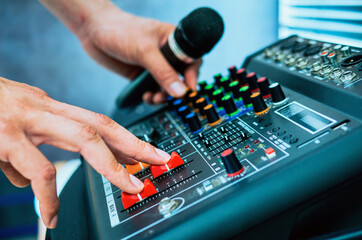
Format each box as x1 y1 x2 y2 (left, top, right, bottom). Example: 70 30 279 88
77 3 202 104
0 77 170 228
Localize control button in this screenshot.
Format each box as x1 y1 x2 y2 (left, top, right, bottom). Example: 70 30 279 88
220 76 232 92
195 98 207 116
273 52 285 62
198 80 207 94
329 68 344 80
186 112 203 134
327 52 336 64
188 91 200 107
292 42 308 53
319 64 333 76
295 58 309 70
264 48 275 58
265 147 276 159
228 66 238 80
166 96 175 109
333 44 342 54
222 94 239 117
198 133 205 140
177 105 191 124
150 152 185 178
204 104 222 126
320 50 329 62
339 71 356 84
220 126 226 134
172 99 184 111
310 61 322 74
212 88 225 109
277 130 286 136
304 45 322 56
121 179 157 209
269 82 288 106
239 86 253 108
280 40 296 50
341 46 350 57
246 72 259 92
204 139 211 148
257 77 271 98
213 73 223 88
229 81 242 101
126 162 150 175
236 68 248 86
283 134 292 140
223 135 230 143
204 84 216 99
289 138 299 144
158 197 179 217
272 127 280 132
284 54 296 66
220 149 244 177
250 92 270 116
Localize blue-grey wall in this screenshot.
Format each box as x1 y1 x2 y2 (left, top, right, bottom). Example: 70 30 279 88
0 0 278 161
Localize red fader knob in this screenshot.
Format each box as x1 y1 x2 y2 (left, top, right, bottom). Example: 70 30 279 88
150 151 184 178
121 179 157 209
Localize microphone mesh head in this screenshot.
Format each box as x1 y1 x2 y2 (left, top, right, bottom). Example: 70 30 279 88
177 7 224 58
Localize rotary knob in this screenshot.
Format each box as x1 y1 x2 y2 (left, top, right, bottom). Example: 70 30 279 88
177 105 191 124
220 76 232 92
228 65 238 80
246 72 259 92
220 149 244 177
195 98 208 116
257 77 271 99
213 73 223 88
212 88 225 110
250 92 270 116
198 80 207 95
172 99 184 112
186 112 203 134
229 81 242 101
236 68 248 87
222 94 239 117
204 104 222 126
204 84 216 99
269 82 288 106
239 86 252 108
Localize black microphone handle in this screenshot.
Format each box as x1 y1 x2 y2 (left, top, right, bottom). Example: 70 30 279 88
116 39 192 108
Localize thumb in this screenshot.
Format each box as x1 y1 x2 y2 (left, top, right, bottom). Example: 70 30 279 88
142 49 187 98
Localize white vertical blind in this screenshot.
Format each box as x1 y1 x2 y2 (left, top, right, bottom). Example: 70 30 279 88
279 0 362 47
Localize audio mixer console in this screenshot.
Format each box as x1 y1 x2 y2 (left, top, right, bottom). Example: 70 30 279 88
71 36 361 240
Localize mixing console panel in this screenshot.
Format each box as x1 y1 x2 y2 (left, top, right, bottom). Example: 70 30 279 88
83 36 362 240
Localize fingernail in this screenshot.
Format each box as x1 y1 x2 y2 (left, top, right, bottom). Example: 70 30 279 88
169 82 187 97
129 174 144 190
156 148 171 163
49 215 58 229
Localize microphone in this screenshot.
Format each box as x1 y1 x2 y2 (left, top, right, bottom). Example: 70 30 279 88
116 7 224 108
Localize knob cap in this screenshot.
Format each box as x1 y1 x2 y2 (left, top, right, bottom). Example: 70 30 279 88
212 88 224 109
250 92 269 116
204 84 216 99
198 80 207 94
257 77 271 98
177 105 191 124
246 72 259 92
195 98 207 116
269 82 288 106
172 99 184 111
239 86 252 107
166 96 175 109
220 149 244 177
204 104 221 126
188 91 200 107
186 112 203 133
236 68 248 86
220 76 231 92
222 94 239 117
228 65 238 80
213 73 223 88
229 81 242 101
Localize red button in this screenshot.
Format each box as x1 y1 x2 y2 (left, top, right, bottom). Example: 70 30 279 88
121 179 157 209
150 151 184 178
265 147 276 159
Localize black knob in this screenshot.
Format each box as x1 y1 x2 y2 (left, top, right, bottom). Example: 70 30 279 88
213 73 223 88
269 82 288 106
246 72 259 92
250 92 270 116
204 104 221 126
220 76 232 92
222 94 239 117
220 149 244 177
198 80 207 95
204 84 216 100
188 91 200 107
195 98 208 116
186 112 203 133
239 86 252 107
229 80 242 101
172 99 184 111
177 105 191 124
236 68 248 86
228 65 238 80
212 88 224 109
166 96 175 109
257 77 271 98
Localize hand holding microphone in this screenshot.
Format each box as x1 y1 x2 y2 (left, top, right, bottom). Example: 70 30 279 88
117 7 224 107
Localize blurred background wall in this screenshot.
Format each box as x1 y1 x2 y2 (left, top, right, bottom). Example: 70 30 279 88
0 1 278 239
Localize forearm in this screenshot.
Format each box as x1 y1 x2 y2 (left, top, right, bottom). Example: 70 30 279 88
38 0 117 38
